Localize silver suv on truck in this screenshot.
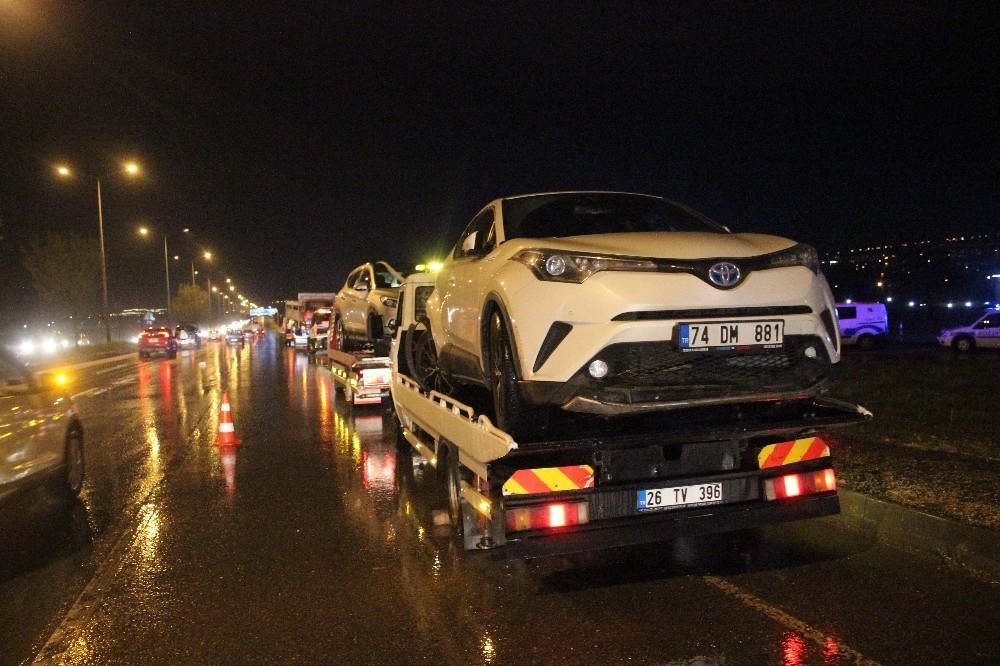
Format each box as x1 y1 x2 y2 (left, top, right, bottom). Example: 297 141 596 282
333 261 404 350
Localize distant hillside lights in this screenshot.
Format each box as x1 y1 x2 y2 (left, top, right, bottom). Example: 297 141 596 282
823 232 1000 309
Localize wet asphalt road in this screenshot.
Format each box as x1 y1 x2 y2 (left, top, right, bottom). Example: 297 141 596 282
1 332 996 665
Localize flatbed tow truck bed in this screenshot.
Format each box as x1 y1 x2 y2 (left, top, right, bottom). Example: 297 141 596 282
392 372 871 559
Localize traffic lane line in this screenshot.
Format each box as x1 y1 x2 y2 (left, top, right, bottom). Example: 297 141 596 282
702 574 881 666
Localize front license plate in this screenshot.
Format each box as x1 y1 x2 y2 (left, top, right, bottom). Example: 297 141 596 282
637 483 723 511
679 320 784 351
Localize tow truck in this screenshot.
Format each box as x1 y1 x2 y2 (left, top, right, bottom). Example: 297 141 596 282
325 327 393 407
390 273 873 558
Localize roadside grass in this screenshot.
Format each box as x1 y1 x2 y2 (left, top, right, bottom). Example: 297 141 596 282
828 352 1000 460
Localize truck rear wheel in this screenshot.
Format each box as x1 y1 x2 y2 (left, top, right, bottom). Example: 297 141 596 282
445 447 464 532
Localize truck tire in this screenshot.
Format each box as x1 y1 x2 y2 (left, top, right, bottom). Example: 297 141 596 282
487 310 548 441
445 446 464 532
857 333 876 351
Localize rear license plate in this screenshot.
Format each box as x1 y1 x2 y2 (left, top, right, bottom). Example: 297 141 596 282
637 483 723 510
679 320 784 351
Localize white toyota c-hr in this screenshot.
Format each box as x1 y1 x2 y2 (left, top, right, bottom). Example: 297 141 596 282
423 191 841 440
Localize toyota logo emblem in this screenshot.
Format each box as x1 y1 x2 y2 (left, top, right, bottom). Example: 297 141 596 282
708 262 741 288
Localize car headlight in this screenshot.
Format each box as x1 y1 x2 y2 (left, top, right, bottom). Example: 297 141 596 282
512 249 658 283
380 296 398 308
764 243 821 274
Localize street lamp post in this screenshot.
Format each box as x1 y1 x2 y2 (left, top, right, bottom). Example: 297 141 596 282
162 235 171 320
57 162 139 343
139 226 172 320
95 179 111 343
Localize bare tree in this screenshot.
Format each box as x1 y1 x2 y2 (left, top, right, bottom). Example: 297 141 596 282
22 233 100 330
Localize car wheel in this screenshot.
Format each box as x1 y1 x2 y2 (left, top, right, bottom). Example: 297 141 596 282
487 310 548 441
334 317 350 352
858 333 875 351
367 311 383 344
63 429 85 496
954 336 974 353
411 319 453 395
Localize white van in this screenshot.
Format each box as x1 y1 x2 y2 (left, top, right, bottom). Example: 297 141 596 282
835 303 889 350
937 309 1000 351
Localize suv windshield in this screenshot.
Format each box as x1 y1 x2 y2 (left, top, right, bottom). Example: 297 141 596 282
502 192 728 240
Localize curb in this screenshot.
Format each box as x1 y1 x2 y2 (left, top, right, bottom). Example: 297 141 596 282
838 489 1000 583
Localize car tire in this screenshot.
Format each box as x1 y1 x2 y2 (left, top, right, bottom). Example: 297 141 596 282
63 428 85 497
487 310 548 441
954 336 974 352
411 320 452 395
366 311 383 344
857 333 875 351
334 317 350 352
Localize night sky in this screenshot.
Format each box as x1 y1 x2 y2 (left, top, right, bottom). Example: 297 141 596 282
2 2 998 319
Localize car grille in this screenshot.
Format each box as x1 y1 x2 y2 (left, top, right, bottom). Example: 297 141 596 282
577 335 832 402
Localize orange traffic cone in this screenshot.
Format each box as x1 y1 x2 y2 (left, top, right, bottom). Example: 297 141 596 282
214 392 241 447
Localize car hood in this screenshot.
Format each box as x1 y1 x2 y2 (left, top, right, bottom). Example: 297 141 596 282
507 232 798 260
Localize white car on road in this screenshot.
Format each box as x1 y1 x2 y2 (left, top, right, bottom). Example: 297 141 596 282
0 349 85 504
423 191 841 440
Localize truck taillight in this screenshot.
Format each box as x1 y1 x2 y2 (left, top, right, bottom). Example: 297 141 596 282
506 501 589 532
764 468 837 500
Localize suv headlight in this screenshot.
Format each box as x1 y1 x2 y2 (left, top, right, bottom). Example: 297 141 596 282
379 296 398 308
765 243 821 274
513 249 658 283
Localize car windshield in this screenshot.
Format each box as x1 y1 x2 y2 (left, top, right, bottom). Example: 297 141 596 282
501 192 728 240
